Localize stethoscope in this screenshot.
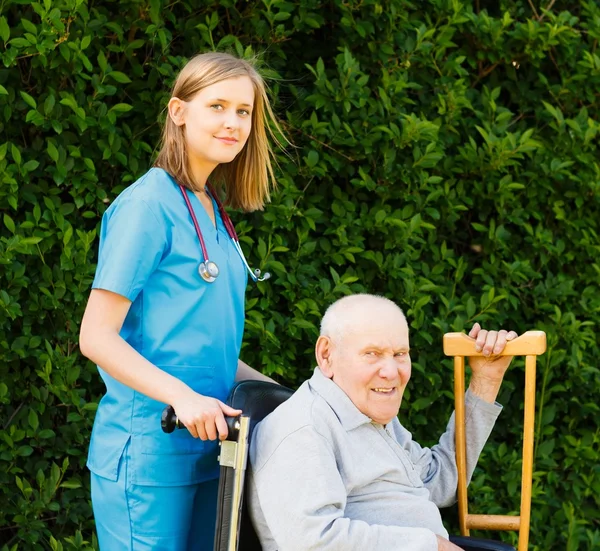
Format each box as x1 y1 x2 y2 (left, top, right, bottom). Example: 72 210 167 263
178 184 270 284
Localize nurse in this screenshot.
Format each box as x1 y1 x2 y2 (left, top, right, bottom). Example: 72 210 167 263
79 52 283 550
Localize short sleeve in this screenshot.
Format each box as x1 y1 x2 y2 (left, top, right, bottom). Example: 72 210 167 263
92 196 168 302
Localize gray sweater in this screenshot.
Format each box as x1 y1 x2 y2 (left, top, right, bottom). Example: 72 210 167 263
248 367 502 551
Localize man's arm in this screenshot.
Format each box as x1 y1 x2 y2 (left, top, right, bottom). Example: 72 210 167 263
406 325 516 507
250 424 440 551
405 390 502 507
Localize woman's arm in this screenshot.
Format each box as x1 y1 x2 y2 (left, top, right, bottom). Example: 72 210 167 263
80 289 240 439
235 359 277 383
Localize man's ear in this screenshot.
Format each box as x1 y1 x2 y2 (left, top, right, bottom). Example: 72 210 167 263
315 336 334 378
168 97 186 127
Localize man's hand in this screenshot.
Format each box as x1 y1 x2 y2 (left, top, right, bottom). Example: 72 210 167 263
437 535 464 550
467 323 518 403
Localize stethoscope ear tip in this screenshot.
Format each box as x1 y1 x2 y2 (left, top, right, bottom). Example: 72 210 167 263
251 269 270 282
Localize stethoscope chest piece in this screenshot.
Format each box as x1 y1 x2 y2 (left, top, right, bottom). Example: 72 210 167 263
179 183 269 285
199 261 219 283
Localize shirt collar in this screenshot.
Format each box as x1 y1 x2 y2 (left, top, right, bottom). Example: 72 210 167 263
308 367 373 431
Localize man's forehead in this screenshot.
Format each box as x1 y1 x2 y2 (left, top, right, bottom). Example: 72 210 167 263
343 320 409 347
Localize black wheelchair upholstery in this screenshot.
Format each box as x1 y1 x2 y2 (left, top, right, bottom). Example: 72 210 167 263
449 536 515 551
214 380 515 551
214 380 294 551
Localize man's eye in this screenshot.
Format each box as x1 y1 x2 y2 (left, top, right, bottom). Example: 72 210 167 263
395 352 406 357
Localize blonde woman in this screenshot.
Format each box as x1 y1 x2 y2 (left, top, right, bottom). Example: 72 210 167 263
80 52 281 550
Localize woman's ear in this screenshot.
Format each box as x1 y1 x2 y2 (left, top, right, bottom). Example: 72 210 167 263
316 336 334 378
168 97 186 127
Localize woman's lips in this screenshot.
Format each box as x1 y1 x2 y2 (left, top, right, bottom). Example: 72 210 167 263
215 137 238 145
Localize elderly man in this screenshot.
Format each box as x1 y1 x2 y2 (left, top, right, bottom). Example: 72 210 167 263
248 294 517 551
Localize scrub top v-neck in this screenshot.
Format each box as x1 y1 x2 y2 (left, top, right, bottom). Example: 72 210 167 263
87 167 247 487
186 187 228 254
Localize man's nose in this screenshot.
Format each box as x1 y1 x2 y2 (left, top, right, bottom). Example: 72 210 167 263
378 357 399 379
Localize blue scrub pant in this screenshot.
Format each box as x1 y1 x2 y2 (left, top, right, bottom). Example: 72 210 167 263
91 448 218 550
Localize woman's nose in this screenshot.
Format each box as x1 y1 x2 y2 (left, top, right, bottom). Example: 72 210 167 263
224 111 238 129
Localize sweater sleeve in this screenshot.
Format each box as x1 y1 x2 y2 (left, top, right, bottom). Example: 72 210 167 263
405 390 502 507
250 424 439 551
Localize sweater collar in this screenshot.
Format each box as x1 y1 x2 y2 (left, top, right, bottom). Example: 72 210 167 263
308 367 373 431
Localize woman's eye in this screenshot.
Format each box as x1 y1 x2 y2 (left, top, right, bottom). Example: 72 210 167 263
210 104 224 111
238 109 250 116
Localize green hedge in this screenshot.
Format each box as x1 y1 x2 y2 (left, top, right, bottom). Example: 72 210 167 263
1 0 599 549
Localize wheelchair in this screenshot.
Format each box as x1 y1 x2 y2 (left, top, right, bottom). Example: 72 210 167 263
162 330 546 551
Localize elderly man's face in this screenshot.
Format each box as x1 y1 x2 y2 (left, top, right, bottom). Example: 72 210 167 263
318 307 411 425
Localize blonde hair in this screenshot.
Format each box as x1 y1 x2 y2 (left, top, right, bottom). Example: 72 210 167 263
154 52 284 212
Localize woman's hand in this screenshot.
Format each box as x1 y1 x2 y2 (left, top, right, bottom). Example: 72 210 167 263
467 322 518 403
172 391 242 441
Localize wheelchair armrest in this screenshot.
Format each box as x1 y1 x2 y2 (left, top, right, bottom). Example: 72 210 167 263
449 535 516 551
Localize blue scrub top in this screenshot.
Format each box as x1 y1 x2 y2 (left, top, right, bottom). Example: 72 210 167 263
87 168 247 486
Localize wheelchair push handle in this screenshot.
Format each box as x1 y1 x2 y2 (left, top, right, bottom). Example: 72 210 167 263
161 405 180 433
160 405 241 440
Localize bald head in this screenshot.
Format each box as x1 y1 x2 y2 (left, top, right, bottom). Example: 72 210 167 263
320 294 407 344
316 294 411 424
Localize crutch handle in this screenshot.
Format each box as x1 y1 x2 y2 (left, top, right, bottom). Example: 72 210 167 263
443 330 546 357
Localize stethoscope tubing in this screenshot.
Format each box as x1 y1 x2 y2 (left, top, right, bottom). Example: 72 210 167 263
179 184 211 262
178 183 268 283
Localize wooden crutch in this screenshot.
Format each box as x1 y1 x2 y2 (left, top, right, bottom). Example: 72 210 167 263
443 331 547 551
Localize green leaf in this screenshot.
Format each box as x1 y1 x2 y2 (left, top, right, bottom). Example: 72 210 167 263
25 110 45 126
10 37 31 48
107 71 132 84
22 159 39 172
0 84 8 95
47 140 59 162
60 480 82 489
63 225 73 246
306 150 319 167
44 94 55 115
28 409 39 431
0 16 9 42
97 50 108 72
20 236 43 245
109 103 133 113
11 143 21 164
3 214 15 233
20 91 37 109
21 19 37 35
17 446 34 457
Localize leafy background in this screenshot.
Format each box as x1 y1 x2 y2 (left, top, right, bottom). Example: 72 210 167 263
1 0 598 549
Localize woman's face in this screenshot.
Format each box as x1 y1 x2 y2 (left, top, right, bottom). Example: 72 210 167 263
171 75 255 176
